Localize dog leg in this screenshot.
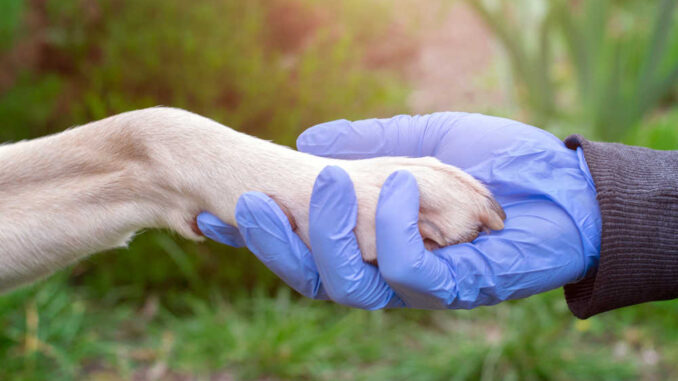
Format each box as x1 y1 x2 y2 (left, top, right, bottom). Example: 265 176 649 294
0 107 504 291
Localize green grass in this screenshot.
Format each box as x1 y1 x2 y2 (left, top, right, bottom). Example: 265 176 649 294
2 269 677 380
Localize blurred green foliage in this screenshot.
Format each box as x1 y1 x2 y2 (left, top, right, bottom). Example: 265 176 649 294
471 0 678 142
1 0 408 141
1 0 678 380
0 0 24 52
0 0 410 305
625 108 678 149
5 275 678 380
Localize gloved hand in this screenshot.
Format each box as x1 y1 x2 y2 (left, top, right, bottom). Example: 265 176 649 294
197 112 602 309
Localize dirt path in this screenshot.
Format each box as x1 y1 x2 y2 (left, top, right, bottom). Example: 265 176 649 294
388 1 506 114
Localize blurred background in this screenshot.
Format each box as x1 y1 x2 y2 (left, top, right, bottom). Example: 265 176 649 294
1 0 678 379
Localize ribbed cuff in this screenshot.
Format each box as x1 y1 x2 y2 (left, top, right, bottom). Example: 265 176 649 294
563 135 678 318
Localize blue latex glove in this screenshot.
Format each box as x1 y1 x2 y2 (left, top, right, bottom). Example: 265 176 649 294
197 112 602 309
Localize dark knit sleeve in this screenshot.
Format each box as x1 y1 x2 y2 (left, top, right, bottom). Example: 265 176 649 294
563 135 678 318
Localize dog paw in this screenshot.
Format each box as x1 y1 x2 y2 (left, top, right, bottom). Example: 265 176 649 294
341 156 505 263
161 111 505 263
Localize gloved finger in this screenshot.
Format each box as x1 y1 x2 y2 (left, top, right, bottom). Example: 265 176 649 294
375 170 460 309
434 199 586 309
309 166 403 309
235 192 328 300
196 212 246 248
296 113 470 159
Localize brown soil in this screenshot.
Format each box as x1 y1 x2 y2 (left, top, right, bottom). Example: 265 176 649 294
404 1 505 113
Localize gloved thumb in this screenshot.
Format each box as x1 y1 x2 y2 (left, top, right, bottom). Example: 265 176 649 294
296 113 467 159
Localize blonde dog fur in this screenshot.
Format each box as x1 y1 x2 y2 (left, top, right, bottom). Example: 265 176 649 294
0 107 504 292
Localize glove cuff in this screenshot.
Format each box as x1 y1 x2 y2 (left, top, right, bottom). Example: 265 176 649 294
563 135 678 318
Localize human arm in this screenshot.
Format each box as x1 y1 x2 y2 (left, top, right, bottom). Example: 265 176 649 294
562 135 678 317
